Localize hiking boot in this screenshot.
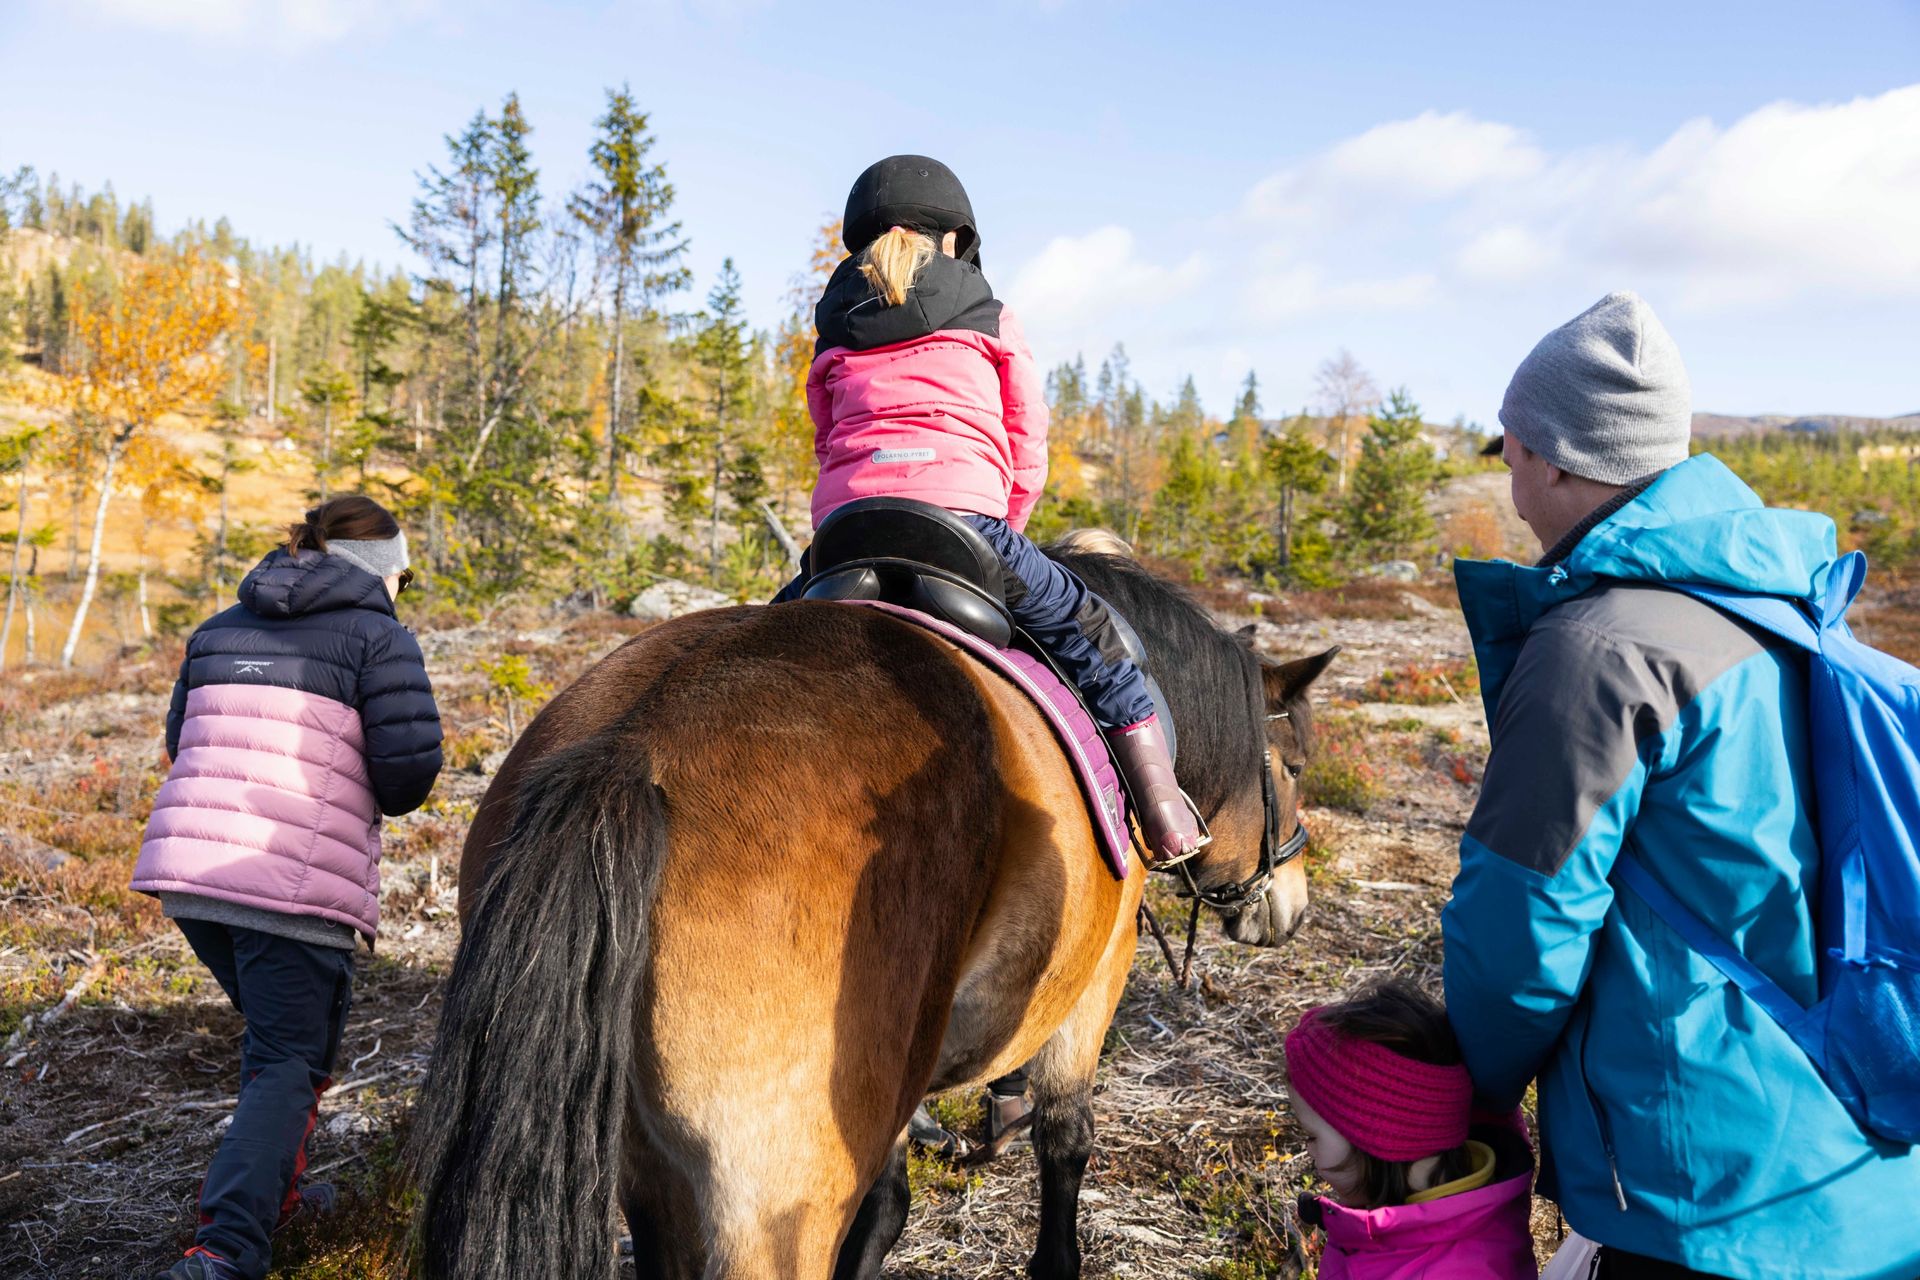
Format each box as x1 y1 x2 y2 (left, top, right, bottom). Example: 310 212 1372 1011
1106 715 1204 864
985 1083 1034 1154
157 1248 244 1280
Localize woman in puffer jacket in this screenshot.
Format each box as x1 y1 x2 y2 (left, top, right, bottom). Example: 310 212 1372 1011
133 494 443 1280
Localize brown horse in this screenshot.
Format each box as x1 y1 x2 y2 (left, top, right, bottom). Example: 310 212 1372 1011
410 546 1336 1280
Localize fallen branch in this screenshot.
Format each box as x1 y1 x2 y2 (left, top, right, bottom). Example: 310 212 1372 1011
4 951 109 1053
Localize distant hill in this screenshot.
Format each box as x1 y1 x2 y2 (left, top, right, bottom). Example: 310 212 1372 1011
1693 411 1920 439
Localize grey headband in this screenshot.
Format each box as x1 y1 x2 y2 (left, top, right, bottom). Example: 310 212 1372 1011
327 533 410 581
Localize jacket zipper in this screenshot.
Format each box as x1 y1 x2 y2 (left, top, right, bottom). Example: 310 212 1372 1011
1580 1024 1630 1211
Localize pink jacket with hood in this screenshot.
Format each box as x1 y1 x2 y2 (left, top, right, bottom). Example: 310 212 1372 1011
1304 1122 1536 1280
806 249 1049 532
133 549 443 941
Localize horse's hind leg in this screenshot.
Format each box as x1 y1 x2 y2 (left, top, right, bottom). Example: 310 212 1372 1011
831 1134 910 1280
1024 911 1138 1280
1027 1059 1096 1280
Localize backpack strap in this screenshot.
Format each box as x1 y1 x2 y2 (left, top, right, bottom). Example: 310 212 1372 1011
1670 552 1869 653
1613 852 1810 1030
1670 583 1822 653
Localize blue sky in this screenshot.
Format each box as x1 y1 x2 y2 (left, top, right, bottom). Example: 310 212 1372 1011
3 0 1916 427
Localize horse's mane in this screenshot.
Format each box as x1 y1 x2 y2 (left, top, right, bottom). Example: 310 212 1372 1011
1045 545 1266 819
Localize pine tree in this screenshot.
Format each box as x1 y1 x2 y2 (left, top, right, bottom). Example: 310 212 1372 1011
571 85 689 517
1263 418 1331 579
299 366 355 500
1340 388 1436 564
685 260 754 579
1232 370 1261 428
1170 375 1204 433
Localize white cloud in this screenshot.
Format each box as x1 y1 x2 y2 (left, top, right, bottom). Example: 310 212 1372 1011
1004 226 1209 335
1244 266 1438 322
1237 85 1920 308
1454 224 1557 282
1007 85 1920 421
74 0 437 46
1244 110 1545 221
1591 88 1920 304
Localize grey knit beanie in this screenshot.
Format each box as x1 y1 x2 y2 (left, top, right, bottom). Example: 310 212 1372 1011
327 533 410 582
1498 290 1691 485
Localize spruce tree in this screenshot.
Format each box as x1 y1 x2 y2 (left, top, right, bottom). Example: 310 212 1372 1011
570 85 689 515
1232 370 1261 428
1340 388 1436 564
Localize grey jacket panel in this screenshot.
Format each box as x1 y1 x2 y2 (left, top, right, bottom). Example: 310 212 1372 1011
1465 582 1776 875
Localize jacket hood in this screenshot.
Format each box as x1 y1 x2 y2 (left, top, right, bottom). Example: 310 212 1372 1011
814 252 1000 355
1312 1164 1532 1251
1456 453 1838 714
238 548 396 621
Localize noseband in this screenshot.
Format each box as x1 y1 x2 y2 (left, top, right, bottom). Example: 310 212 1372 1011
1160 711 1310 915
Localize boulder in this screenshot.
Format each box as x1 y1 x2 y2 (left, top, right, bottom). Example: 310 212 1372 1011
626 579 735 620
1363 560 1422 583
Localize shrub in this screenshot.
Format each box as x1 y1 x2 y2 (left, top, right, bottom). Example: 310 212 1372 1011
1361 659 1478 706
1301 715 1383 814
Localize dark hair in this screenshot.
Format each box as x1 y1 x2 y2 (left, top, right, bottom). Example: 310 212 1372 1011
287 495 400 555
1315 980 1476 1208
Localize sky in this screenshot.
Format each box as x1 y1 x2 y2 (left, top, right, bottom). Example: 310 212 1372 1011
2 0 1917 428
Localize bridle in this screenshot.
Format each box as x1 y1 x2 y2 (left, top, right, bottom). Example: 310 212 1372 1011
1138 708 1311 987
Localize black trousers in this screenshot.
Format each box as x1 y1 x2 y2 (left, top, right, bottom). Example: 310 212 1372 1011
177 919 354 1280
1599 1247 1732 1280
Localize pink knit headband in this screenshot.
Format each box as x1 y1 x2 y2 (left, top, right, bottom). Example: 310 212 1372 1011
1283 1007 1472 1162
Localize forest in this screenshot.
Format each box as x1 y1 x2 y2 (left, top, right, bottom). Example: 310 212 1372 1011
1 89 1916 671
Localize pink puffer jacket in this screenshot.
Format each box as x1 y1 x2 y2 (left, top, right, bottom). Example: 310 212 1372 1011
1306 1124 1536 1280
138 684 385 935
806 251 1049 533
132 550 443 940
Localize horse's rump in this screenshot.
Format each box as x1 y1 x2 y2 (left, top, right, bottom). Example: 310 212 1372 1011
430 601 1120 1277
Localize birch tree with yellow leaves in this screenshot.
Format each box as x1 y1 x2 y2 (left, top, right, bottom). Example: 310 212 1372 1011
52 251 241 666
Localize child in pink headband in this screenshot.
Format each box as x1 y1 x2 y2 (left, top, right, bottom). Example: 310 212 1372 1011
1283 981 1535 1279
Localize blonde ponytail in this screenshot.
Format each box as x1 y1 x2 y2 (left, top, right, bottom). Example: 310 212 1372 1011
858 227 936 307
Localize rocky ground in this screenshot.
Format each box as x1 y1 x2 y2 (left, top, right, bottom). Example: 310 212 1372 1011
3 564 1916 1279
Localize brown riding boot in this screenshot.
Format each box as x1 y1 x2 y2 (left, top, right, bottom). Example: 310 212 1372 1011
1106 715 1204 864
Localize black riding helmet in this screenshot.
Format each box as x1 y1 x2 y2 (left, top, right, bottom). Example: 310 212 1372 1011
843 155 982 269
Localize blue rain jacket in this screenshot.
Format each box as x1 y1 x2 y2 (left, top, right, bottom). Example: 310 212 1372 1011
1444 454 1920 1279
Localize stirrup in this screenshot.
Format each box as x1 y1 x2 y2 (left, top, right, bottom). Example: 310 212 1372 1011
1145 790 1212 871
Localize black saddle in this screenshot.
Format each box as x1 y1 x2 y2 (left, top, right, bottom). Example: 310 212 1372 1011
801 498 1015 647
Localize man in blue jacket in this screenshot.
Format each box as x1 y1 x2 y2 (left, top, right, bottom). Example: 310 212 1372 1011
1444 292 1920 1279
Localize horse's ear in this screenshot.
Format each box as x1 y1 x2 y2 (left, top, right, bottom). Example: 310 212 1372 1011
1263 645 1340 710
1235 623 1258 644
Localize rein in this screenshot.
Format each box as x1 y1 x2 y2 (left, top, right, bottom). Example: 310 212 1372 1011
1137 709 1311 989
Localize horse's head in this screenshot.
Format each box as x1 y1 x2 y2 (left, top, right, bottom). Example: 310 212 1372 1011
1186 640 1338 948
1041 536 1340 949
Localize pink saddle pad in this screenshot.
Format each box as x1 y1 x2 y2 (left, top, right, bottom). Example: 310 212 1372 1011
844 600 1132 879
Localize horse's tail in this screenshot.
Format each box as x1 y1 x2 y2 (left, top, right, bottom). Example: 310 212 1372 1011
410 730 665 1280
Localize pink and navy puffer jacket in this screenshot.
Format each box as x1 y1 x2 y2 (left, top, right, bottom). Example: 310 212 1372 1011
807 251 1049 533
132 550 443 940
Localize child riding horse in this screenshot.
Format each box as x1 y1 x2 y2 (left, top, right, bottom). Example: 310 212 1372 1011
773 155 1201 864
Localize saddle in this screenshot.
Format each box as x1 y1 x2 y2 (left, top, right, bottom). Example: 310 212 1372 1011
799 498 1165 879
802 498 1016 647
801 498 1163 704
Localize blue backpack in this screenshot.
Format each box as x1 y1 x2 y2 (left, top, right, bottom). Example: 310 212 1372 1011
1614 551 1920 1146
